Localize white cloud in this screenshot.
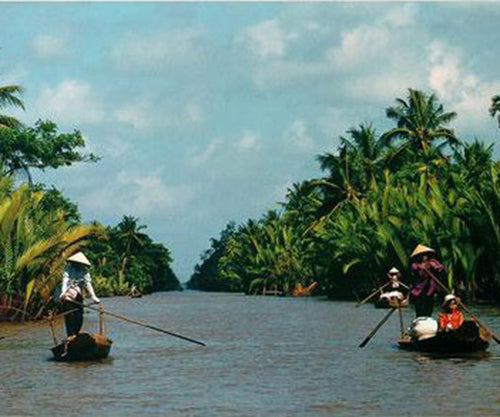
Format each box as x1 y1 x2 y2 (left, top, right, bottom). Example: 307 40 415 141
382 4 417 28
111 28 205 69
284 121 316 153
425 40 499 132
427 41 463 98
345 73 424 103
115 100 203 131
189 139 224 166
32 34 65 59
234 131 260 151
35 79 104 126
327 25 390 70
251 60 327 89
239 19 287 59
84 170 196 217
327 5 416 71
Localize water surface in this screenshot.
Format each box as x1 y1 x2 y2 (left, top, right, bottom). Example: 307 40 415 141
1 292 500 416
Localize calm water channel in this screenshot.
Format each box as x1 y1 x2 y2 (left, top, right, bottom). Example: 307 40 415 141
1 292 500 416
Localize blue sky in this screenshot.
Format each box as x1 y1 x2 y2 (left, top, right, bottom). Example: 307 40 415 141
1 2 499 281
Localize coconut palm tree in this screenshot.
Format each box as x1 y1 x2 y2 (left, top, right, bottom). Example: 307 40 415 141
0 83 24 130
383 89 459 156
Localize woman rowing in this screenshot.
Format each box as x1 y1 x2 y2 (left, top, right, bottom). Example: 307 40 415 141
59 252 100 338
409 244 446 318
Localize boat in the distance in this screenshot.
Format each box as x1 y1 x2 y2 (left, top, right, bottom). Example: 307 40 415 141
398 320 490 354
49 304 113 362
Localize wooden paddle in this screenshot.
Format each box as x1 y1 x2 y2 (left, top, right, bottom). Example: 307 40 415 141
74 301 206 347
359 307 396 348
424 268 500 344
356 282 391 307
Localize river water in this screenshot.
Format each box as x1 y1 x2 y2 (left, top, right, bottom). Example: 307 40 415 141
1 292 500 416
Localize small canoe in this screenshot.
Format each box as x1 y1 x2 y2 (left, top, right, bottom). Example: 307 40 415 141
398 321 490 354
51 332 113 362
49 304 113 362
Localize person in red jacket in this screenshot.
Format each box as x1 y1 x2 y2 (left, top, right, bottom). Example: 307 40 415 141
439 294 464 331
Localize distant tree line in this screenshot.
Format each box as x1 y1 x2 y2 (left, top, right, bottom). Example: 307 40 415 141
188 89 500 303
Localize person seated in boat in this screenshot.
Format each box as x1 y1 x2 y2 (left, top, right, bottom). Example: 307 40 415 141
59 252 100 338
379 267 408 304
409 244 446 318
439 294 464 331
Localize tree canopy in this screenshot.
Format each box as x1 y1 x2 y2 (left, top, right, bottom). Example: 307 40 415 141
188 89 500 304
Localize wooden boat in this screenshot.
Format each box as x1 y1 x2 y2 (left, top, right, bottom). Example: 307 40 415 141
374 296 409 309
51 332 113 361
398 321 490 354
50 304 113 362
292 282 318 297
128 286 143 298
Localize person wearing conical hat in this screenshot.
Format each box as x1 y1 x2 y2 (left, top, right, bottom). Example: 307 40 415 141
379 267 408 305
409 244 445 318
59 251 100 337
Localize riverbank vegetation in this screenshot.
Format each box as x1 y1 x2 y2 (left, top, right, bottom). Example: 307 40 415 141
188 89 500 303
0 79 179 321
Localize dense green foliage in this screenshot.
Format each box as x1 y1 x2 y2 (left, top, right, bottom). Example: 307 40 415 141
0 76 179 320
188 89 500 302
87 216 181 296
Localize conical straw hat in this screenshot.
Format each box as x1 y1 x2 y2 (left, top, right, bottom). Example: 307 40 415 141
67 251 91 266
410 244 435 258
388 267 400 274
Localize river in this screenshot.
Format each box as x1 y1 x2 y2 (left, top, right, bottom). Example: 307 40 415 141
1 292 500 416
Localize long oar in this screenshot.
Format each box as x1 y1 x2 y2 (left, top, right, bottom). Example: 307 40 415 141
356 282 391 307
359 307 396 348
74 301 206 347
424 268 500 344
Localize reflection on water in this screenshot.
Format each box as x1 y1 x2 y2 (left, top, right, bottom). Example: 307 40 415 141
1 292 500 416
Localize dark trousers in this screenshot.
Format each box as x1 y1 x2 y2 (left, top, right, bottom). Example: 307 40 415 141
63 293 83 337
414 295 434 317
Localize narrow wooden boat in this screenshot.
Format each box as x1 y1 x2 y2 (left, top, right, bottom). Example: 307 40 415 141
50 304 113 362
51 332 113 361
398 321 490 354
374 297 409 309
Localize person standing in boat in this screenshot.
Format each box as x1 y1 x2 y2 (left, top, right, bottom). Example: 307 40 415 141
409 244 445 318
379 267 408 305
439 294 464 331
59 252 100 337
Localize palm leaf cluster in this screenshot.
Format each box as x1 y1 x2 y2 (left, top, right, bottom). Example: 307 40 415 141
0 175 104 320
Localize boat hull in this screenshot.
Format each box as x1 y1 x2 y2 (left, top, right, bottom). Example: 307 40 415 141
398 321 489 354
51 332 113 362
375 298 409 309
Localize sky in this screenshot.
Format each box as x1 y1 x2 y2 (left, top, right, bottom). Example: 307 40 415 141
1 2 499 282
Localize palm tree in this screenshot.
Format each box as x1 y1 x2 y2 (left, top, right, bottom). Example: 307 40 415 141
0 84 24 131
490 95 500 128
340 123 388 190
383 89 459 156
113 215 148 292
0 180 104 319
